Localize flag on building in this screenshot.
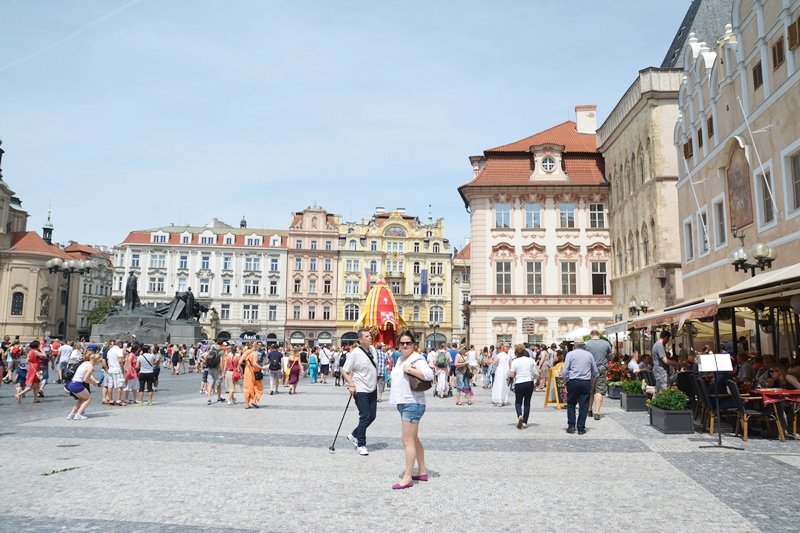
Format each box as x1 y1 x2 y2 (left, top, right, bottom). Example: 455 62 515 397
421 268 428 294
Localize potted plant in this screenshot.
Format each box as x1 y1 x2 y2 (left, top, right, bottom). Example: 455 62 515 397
606 361 628 400
620 379 647 412
648 387 694 434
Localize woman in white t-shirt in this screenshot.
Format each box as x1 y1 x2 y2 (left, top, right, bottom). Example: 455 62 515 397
66 350 102 420
507 344 538 429
389 330 434 490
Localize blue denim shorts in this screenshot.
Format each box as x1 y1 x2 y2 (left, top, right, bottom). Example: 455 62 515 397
396 403 426 423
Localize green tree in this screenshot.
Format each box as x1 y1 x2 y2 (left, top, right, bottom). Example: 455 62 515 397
87 296 119 328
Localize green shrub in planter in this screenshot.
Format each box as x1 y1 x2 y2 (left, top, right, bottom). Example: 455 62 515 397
648 387 688 411
621 380 644 395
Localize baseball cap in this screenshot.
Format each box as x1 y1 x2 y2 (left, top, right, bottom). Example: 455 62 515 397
86 343 100 352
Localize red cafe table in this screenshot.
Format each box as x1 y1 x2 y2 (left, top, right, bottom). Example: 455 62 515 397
750 389 800 441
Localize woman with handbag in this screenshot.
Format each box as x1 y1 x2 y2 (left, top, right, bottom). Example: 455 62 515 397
286 351 302 394
15 340 45 403
454 349 473 406
389 330 434 490
242 343 264 409
508 344 538 429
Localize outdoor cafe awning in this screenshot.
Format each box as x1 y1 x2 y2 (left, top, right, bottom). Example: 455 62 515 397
632 299 719 330
718 263 800 308
604 320 631 336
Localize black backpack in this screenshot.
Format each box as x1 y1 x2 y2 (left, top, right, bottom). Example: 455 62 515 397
339 353 347 367
268 354 282 371
63 361 82 383
206 349 220 369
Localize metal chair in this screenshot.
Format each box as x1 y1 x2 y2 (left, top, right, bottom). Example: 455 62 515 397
726 380 780 441
693 375 736 435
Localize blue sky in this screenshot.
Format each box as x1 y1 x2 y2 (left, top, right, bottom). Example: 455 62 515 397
0 0 689 248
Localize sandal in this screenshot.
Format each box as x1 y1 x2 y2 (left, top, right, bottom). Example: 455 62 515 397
456 401 463 406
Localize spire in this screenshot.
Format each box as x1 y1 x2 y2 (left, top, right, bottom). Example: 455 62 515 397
240 215 247 228
42 208 54 245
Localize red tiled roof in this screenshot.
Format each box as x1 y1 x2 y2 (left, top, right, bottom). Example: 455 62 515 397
120 230 287 248
486 121 597 154
64 243 101 256
9 232 73 259
461 154 605 188
454 242 470 260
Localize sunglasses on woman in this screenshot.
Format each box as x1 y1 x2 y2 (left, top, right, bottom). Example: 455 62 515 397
399 341 414 346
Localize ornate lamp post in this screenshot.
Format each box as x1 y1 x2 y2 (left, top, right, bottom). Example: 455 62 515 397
728 226 776 359
428 320 440 350
628 297 649 354
45 257 96 339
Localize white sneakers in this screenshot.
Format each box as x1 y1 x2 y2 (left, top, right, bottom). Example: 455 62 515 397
357 446 369 456
346 434 369 455
72 414 87 420
346 433 358 448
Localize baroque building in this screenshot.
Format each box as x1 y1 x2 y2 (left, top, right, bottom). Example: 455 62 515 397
450 242 471 346
458 106 613 348
336 208 452 348
285 206 340 348
113 218 287 343
675 1 800 299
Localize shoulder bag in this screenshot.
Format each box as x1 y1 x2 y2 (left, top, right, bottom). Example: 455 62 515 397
406 356 432 392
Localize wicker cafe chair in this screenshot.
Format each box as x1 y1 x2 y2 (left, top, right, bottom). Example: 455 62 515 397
693 375 736 435
726 380 780 441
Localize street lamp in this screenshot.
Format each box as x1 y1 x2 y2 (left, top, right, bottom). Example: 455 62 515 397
45 257 97 339
428 320 440 350
628 297 650 317
728 226 777 359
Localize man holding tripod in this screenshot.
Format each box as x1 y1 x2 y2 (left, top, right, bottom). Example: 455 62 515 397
343 328 378 456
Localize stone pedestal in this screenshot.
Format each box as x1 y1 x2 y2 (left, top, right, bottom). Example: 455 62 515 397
91 316 204 346
166 321 204 346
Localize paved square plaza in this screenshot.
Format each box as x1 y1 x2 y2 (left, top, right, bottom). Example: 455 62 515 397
1 373 798 532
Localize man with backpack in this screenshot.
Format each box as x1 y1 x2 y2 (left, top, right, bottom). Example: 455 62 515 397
204 343 224 405
266 344 283 395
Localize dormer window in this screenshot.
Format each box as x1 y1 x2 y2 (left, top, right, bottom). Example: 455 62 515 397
541 157 556 172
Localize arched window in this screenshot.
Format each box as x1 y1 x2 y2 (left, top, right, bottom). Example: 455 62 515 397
638 147 645 184
616 239 623 276
642 224 650 265
631 153 637 190
429 305 443 323
344 304 360 321
413 305 420 321
432 243 440 253
413 261 420 274
10 292 24 315
369 260 378 273
646 138 653 178
628 231 637 271
349 240 357 251
650 219 657 263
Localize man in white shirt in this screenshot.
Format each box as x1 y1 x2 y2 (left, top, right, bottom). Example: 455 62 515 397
104 340 125 405
342 329 378 456
57 341 73 383
319 345 331 384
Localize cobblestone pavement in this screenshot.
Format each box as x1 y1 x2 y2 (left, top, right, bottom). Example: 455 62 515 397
1 372 798 532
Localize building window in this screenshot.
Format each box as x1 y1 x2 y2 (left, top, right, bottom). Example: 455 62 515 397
224 236 234 245
559 203 576 228
222 254 232 270
344 304 359 321
389 280 401 294
462 271 470 283
243 279 259 295
308 306 316 320
149 254 165 268
591 262 607 295
201 235 215 245
293 305 301 320
243 304 259 320
346 259 360 272
222 279 231 294
179 255 189 269
325 240 332 251
524 203 541 228
433 243 440 253
151 234 166 243
413 305 420 321
199 278 210 295
496 261 511 295
429 306 444 323
295 239 302 249
430 262 443 275
712 197 727 248
201 255 210 270
526 262 542 295
413 262 420 274
130 254 140 268
370 240 377 252
462 291 470 304
310 240 317 250
270 257 279 272
369 260 378 274
560 261 577 295
752 61 763 90
294 257 302 270
269 280 278 295
790 16 800 49
413 282 420 295
323 280 331 294
181 235 190 244
349 240 357 251
755 167 776 227
772 37 785 70
429 283 443 296
345 280 360 294
322 306 331 320
683 140 693 160
10 292 24 315
267 305 277 321
309 258 317 271
787 152 800 214
220 304 230 320
683 217 694 261
148 277 165 292
697 128 704 149
707 116 714 139
244 257 261 271
309 279 317 293
589 204 605 228
414 242 420 253
698 209 709 255
541 156 556 172
293 279 301 293
495 203 511 228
